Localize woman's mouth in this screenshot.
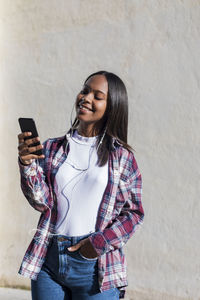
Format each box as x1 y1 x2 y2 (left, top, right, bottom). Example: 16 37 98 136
78 104 93 112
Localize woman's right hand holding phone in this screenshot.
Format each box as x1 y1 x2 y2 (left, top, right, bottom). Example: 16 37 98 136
18 132 45 165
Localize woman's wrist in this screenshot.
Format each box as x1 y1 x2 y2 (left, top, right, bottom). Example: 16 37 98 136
19 156 32 166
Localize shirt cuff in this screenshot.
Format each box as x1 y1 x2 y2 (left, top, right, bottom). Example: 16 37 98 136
18 157 37 176
88 232 109 256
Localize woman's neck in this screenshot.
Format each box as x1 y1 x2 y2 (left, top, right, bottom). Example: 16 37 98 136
77 124 97 137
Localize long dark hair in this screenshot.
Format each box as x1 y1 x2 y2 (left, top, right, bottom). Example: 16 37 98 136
71 71 132 166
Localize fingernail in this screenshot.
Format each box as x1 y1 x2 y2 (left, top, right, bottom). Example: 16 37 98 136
68 247 72 251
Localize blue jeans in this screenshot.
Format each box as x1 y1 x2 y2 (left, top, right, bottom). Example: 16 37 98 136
31 234 120 300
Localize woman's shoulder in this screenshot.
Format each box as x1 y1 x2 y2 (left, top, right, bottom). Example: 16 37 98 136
114 143 135 160
114 144 140 177
42 135 66 150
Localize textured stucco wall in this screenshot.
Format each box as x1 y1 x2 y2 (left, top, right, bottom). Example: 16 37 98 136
0 1 200 299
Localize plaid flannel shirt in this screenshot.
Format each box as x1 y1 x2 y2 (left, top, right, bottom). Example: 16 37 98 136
18 134 144 298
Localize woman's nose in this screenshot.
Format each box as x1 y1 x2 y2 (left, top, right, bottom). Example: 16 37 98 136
83 92 93 102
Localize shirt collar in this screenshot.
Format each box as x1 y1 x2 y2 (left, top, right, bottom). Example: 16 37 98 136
111 138 122 150
65 132 122 151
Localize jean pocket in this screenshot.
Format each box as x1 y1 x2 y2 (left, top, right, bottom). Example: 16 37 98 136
78 250 98 261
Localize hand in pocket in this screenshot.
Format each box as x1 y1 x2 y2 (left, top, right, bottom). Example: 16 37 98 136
67 238 98 259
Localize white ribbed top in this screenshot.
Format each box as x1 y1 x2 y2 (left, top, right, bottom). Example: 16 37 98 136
54 130 108 236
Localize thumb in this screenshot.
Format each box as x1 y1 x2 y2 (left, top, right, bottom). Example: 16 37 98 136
67 238 88 252
67 242 82 252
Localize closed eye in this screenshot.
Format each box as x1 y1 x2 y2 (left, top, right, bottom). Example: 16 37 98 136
80 85 105 100
95 95 104 100
80 87 90 95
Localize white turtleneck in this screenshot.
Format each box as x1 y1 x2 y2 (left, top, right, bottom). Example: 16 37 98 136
54 130 108 236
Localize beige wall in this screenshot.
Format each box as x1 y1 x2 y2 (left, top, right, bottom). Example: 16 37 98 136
0 1 200 299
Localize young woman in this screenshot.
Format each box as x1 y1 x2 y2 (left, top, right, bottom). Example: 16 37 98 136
17 71 144 299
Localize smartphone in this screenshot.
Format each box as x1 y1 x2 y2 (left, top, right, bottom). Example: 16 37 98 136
18 118 43 156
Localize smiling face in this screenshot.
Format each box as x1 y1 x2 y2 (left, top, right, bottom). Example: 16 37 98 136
75 75 108 135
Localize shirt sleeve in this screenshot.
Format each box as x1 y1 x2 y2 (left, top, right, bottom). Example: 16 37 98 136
18 140 50 213
88 151 144 256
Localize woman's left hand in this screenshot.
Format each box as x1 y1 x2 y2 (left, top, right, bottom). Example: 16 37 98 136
67 238 98 259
